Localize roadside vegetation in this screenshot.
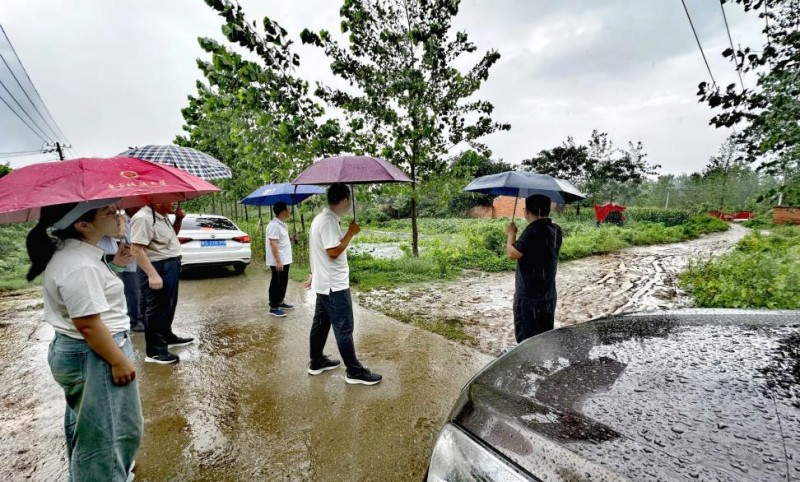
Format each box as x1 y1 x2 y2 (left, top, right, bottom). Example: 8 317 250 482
0 223 33 292
680 224 800 309
270 209 730 292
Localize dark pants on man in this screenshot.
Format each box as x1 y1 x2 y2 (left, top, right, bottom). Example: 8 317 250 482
513 294 556 343
310 289 363 373
138 257 181 357
268 264 291 309
120 271 141 328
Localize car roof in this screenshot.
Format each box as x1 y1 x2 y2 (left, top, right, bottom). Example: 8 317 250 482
451 309 800 481
184 214 228 218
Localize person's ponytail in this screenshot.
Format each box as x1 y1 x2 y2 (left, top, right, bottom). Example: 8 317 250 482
25 203 81 281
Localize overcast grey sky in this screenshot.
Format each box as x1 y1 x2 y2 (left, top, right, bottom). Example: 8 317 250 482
0 1 765 174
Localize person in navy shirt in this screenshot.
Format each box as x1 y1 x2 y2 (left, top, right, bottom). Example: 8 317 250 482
505 194 563 343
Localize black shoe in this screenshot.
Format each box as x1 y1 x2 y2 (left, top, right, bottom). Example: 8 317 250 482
168 336 195 347
308 356 341 375
278 302 294 310
145 353 180 364
130 322 145 332
345 368 382 386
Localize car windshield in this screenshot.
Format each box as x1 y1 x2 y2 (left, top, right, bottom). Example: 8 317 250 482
182 217 238 231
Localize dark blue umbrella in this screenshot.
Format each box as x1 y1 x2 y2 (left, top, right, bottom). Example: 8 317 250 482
463 171 585 219
240 183 326 238
239 183 325 206
464 171 585 203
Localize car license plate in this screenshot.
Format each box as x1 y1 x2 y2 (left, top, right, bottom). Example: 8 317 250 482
201 240 226 247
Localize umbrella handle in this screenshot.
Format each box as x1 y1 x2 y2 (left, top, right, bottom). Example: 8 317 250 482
512 196 519 221
351 184 356 222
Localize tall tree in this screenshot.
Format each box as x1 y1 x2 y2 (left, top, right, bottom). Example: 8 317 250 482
177 0 347 205
522 131 659 204
702 138 748 211
301 0 510 255
697 0 799 199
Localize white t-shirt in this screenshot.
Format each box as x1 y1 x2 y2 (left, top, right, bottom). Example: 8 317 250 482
310 208 349 294
43 239 130 339
266 218 293 266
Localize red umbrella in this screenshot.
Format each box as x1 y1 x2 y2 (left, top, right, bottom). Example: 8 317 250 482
0 157 220 224
292 156 412 219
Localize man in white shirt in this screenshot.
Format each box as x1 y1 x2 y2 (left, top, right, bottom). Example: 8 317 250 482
305 183 382 386
266 201 294 317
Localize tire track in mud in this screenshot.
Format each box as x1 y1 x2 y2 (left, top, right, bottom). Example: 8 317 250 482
358 224 749 356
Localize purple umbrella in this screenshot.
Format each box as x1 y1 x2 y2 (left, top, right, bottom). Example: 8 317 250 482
292 156 412 219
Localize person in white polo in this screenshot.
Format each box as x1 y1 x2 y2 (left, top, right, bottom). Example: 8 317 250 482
266 201 294 317
304 183 382 386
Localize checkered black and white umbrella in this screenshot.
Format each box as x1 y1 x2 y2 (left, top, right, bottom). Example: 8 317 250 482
119 145 232 181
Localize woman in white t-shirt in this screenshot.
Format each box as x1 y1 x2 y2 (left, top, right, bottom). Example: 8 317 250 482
26 200 143 482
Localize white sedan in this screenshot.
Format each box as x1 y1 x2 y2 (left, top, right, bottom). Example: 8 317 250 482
177 214 251 273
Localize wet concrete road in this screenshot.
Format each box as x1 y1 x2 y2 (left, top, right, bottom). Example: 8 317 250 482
0 269 492 481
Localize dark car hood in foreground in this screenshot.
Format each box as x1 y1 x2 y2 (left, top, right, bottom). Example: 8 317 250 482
451 310 800 481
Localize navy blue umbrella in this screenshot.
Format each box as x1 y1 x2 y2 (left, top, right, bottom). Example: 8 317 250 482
239 183 325 206
463 171 585 219
240 183 326 238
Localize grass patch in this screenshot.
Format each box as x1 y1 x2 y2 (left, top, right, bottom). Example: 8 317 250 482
286 254 456 291
423 215 729 272
0 223 35 292
348 254 456 290
679 225 800 309
383 310 476 344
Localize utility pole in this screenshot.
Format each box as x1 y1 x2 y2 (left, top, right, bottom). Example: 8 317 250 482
55 142 65 160
665 190 670 209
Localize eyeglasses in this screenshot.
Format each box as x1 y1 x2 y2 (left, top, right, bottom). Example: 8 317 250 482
97 207 123 219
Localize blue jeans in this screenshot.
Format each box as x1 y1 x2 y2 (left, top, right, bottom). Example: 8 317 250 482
310 289 363 373
138 257 181 356
48 331 143 482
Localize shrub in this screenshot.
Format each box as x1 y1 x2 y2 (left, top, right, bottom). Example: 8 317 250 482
679 226 800 309
626 207 691 226
359 208 390 225
0 223 34 291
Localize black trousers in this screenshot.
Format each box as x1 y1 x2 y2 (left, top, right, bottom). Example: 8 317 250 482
309 289 362 373
268 264 290 309
138 257 181 356
513 294 556 344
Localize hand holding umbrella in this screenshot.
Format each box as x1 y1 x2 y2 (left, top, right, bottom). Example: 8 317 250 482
463 171 586 220
292 156 412 221
0 157 220 224
240 183 326 244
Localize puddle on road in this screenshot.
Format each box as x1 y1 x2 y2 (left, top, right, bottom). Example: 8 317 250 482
359 225 750 356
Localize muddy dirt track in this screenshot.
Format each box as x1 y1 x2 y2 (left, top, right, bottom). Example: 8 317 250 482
359 224 749 355
0 226 746 480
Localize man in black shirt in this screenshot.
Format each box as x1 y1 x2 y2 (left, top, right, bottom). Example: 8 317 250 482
506 194 563 343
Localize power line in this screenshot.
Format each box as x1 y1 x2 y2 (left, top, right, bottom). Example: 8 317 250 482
0 148 47 158
0 75 55 142
0 44 61 141
719 1 746 91
0 86 49 142
0 24 71 144
679 0 717 88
